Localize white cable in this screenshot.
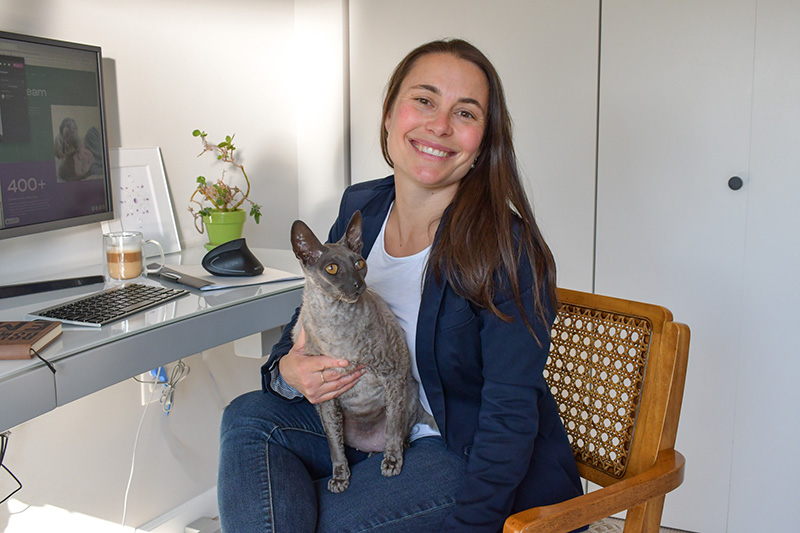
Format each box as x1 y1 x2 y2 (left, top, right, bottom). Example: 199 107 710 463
121 376 160 529
159 360 190 415
121 360 191 528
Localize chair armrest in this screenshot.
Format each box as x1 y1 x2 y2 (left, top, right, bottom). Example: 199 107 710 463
504 450 685 533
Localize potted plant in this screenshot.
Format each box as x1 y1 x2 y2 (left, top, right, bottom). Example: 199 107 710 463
188 129 262 250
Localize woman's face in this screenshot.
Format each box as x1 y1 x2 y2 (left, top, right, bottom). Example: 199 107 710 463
384 53 489 192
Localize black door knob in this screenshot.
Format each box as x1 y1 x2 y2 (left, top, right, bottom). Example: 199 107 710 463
728 176 744 190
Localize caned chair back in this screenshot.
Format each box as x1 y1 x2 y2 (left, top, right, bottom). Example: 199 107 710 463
505 288 690 533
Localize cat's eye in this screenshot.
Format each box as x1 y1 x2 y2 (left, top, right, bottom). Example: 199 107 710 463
325 264 339 275
354 259 365 270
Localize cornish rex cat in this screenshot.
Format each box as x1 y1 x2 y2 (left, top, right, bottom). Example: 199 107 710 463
291 210 419 493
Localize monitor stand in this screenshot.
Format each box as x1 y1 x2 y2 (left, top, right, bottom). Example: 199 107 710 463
0 275 104 299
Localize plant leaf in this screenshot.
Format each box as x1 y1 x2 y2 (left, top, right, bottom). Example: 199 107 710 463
250 204 262 224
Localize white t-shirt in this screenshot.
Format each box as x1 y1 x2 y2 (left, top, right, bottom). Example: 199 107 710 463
366 204 440 441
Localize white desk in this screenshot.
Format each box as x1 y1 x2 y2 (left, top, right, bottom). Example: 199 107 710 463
0 247 304 432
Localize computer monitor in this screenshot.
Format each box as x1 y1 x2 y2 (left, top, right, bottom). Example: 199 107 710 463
0 30 113 241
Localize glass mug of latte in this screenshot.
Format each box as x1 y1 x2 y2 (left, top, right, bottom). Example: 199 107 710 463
103 231 165 282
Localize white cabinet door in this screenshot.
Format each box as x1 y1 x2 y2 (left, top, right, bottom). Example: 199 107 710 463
728 2 800 531
595 1 756 531
348 0 600 290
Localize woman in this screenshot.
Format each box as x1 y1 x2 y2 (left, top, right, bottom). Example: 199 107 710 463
218 38 583 532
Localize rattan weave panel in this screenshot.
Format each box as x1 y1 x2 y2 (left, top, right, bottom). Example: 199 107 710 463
545 304 653 478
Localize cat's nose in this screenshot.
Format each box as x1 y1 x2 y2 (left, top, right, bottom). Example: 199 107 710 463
353 279 366 294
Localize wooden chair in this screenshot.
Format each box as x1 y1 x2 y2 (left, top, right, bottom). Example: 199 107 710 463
504 288 690 533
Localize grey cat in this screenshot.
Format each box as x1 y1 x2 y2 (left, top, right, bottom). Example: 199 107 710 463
290 210 420 493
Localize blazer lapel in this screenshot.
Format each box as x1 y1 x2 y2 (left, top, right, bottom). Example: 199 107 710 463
416 258 448 435
356 179 395 259
415 204 456 433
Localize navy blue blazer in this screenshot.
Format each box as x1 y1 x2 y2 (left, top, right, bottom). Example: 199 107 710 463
263 176 582 531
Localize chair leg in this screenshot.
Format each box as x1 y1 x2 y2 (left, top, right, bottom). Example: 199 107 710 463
622 495 666 533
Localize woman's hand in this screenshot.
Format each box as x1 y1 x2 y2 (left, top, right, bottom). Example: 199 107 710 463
278 326 366 404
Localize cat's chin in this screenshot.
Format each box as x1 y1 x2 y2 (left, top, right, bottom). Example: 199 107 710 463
336 286 366 304
338 294 362 304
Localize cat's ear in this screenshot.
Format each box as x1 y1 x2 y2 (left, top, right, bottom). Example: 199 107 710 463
291 220 325 266
343 210 363 254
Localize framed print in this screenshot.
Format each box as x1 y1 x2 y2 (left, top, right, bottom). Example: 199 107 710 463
108 147 181 254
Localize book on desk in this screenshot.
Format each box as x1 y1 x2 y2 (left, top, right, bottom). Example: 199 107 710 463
0 320 62 360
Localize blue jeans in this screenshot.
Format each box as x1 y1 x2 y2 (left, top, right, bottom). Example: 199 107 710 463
218 390 466 532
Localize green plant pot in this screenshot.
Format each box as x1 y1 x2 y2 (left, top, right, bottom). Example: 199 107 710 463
202 209 247 251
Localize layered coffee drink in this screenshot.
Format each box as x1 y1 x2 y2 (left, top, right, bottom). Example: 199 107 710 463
106 248 143 280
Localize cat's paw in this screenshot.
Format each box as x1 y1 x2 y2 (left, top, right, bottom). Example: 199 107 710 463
328 464 351 493
381 452 403 477
327 477 350 493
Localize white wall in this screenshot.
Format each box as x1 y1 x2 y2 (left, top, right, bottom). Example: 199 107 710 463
294 0 350 238
0 1 347 531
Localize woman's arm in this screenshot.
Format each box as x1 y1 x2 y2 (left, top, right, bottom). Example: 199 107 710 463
261 306 302 397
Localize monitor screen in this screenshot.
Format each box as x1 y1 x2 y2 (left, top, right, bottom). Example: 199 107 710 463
0 31 113 240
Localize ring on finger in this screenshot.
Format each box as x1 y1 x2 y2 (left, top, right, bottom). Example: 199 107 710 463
320 371 326 384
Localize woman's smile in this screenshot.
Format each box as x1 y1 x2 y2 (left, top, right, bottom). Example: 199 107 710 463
410 140 455 159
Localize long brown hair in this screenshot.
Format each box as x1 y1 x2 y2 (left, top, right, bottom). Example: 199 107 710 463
380 39 557 334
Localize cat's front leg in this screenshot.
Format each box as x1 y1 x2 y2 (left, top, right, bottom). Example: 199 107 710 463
380 375 409 477
318 399 351 492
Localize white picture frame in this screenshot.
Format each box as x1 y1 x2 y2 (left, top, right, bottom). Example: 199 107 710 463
108 147 181 254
